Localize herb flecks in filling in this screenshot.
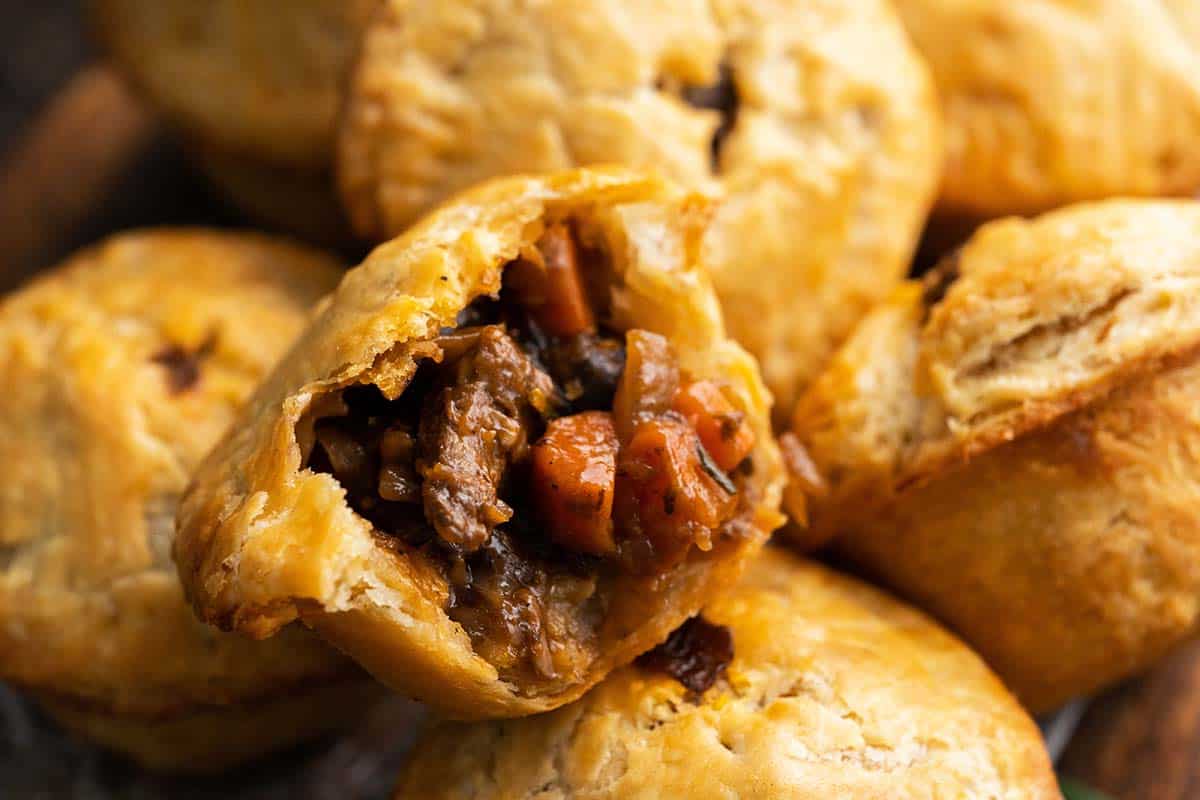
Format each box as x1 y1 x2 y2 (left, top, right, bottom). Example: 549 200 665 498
304 221 756 686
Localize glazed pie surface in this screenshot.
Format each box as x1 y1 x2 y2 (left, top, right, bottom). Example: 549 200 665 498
339 0 942 417
0 230 353 717
94 0 379 169
395 548 1058 799
789 200 1200 710
895 0 1200 216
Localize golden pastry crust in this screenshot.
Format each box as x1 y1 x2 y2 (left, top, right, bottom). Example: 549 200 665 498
0 230 366 769
789 200 1200 711
40 680 382 774
92 0 378 169
395 548 1057 799
175 168 786 718
338 0 941 418
894 0 1200 217
1167 0 1200 42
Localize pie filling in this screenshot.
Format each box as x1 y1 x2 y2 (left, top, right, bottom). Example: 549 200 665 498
304 221 757 688
636 615 734 695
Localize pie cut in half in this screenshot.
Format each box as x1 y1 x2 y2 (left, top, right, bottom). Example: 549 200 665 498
175 168 786 718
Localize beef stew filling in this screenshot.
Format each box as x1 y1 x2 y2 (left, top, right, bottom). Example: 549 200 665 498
305 221 757 688
418 326 556 553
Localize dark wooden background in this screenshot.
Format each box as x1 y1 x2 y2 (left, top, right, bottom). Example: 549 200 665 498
0 0 243 292
3 3 1200 798
0 1 86 145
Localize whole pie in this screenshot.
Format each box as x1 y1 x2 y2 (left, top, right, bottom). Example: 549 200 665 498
788 199 1200 711
895 0 1200 216
94 0 378 170
395 548 1058 799
0 230 376 771
338 0 942 418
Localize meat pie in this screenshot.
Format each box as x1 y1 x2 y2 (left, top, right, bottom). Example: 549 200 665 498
338 0 943 420
893 0 1200 217
0 230 378 772
788 200 1200 712
175 169 786 717
394 549 1058 799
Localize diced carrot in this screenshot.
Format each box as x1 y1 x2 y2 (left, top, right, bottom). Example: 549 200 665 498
538 222 595 336
612 330 679 443
615 416 738 570
505 222 596 337
531 411 618 556
673 380 755 471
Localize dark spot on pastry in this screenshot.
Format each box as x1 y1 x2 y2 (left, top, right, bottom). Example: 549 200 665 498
680 62 739 171
151 332 217 394
851 104 880 133
1156 146 1182 175
920 249 962 317
636 615 733 695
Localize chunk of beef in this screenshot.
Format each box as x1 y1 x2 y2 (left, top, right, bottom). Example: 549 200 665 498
417 325 557 553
